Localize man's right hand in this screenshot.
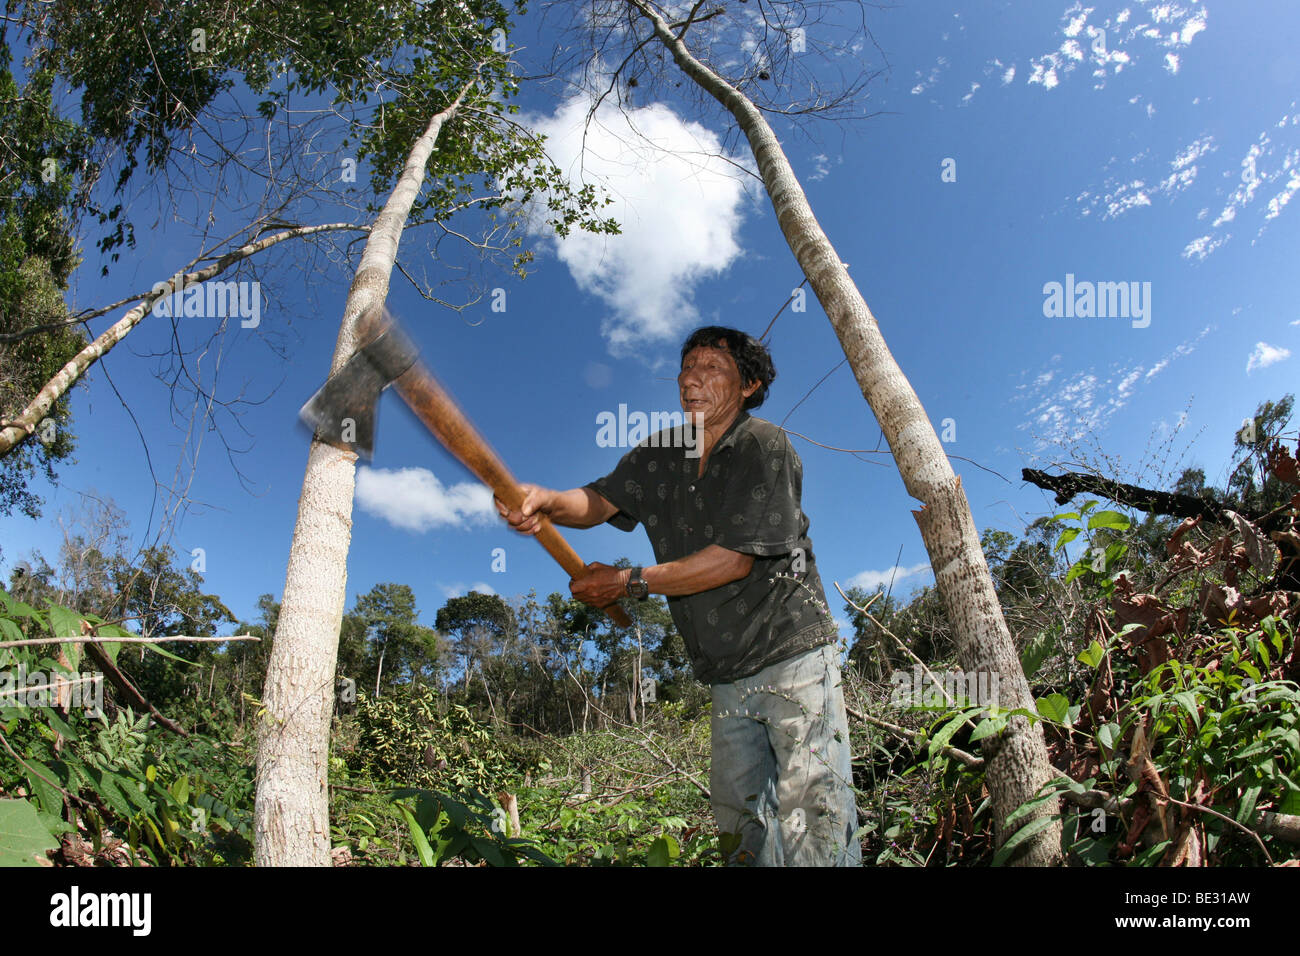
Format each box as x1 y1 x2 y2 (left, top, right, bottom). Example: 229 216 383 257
496 483 554 536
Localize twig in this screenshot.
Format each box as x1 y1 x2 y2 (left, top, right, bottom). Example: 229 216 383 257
0 634 258 649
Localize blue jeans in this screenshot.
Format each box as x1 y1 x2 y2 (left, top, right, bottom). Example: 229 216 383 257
710 642 862 866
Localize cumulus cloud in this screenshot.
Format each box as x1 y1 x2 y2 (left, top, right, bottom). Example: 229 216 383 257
525 96 754 354
847 562 932 592
1246 342 1291 373
355 467 495 532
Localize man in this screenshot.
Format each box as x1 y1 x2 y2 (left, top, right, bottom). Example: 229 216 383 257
497 326 860 866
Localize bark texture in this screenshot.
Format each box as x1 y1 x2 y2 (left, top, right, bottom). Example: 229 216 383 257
630 0 1062 864
254 86 472 866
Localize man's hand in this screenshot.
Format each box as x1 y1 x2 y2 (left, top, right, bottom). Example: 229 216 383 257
570 561 631 610
495 483 554 536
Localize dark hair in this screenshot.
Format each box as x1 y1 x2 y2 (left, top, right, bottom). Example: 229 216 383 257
680 326 776 410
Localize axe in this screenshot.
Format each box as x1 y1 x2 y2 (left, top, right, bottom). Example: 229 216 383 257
300 306 632 628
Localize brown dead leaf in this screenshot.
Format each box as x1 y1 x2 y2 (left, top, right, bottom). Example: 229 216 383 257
1166 515 1204 561
1229 511 1279 578
1268 443 1300 487
1113 589 1177 674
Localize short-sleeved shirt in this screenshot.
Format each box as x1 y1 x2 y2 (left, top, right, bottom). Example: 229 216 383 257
584 411 838 685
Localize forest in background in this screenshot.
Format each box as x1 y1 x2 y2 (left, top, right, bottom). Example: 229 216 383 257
2 395 1297 866
1 0 1297 867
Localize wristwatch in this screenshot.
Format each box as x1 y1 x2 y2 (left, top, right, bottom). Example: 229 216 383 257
626 566 650 600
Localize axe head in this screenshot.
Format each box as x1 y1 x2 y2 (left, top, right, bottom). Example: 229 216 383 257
298 314 419 459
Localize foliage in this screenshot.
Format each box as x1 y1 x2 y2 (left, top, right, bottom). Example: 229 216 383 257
390 787 554 867
0 37 86 518
0 587 255 866
341 684 535 793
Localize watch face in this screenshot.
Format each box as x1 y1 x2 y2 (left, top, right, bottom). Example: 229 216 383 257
628 570 649 599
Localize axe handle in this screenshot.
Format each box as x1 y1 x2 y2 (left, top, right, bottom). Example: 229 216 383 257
390 363 633 629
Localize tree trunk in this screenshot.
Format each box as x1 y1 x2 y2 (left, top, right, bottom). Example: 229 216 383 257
629 0 1062 864
374 638 387 699
254 83 475 867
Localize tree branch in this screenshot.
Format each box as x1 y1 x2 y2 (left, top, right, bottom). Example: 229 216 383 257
0 222 367 458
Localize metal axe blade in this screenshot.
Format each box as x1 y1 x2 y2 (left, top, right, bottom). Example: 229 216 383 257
298 317 419 459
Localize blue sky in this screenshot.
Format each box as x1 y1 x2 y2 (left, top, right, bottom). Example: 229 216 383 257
3 1 1298 644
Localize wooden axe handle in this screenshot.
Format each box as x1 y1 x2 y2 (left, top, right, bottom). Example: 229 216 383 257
389 360 633 629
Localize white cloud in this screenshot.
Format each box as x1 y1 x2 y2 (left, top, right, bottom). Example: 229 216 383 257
355 467 495 532
1012 2 1206 95
847 562 932 592
440 582 497 599
808 153 832 181
911 55 949 95
526 96 754 354
1076 134 1214 221
1182 233 1228 260
1264 158 1300 221
1246 342 1291 373
1016 326 1211 446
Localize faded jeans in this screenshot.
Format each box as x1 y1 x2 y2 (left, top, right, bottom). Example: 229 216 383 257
710 642 862 866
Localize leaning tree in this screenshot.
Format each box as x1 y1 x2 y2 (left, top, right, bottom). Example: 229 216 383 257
256 0 616 865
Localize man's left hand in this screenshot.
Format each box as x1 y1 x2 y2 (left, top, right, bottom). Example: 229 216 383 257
570 562 631 610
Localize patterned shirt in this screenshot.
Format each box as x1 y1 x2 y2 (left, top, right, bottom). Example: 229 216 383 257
584 411 838 684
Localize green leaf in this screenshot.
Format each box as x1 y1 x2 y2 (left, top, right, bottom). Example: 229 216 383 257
1035 694 1071 725
1020 631 1056 680
1097 722 1121 753
1077 640 1105 669
992 814 1059 867
1087 510 1131 531
969 716 1005 743
1053 528 1080 552
1064 561 1090 585
46 604 84 671
1171 691 1201 728
1004 782 1070 829
1046 511 1080 525
0 799 58 866
646 834 680 867
396 803 435 867
1277 787 1300 816
927 711 971 760
143 641 201 667
0 618 23 643
23 760 63 814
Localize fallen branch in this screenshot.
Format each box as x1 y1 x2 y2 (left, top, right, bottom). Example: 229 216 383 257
0 634 257 649
1022 468 1229 524
845 703 985 770
82 641 189 737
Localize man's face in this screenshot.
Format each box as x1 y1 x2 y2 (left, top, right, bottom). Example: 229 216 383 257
678 343 757 430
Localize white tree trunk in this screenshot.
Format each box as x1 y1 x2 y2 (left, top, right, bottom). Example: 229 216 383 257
630 0 1062 865
254 83 475 867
